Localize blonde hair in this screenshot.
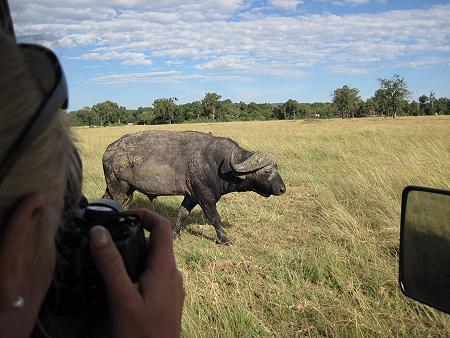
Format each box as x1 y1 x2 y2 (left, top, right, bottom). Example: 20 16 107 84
0 34 81 223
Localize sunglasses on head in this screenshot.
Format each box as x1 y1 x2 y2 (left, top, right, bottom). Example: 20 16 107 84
0 43 68 187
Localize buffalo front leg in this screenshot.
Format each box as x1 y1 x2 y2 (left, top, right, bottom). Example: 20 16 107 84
174 196 197 239
199 201 232 245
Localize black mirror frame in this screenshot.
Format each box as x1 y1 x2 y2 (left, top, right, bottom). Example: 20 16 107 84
399 185 450 314
0 0 15 40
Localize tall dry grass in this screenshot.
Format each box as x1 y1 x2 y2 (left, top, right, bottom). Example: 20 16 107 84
74 116 450 337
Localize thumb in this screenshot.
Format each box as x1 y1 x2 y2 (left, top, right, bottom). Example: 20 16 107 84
89 226 138 307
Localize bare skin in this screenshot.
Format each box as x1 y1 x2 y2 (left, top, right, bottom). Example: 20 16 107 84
0 194 59 338
90 209 184 338
0 194 184 338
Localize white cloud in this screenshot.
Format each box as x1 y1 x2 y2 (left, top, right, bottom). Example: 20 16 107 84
94 70 243 84
394 56 450 69
195 55 254 71
268 0 303 10
195 55 306 77
317 0 372 6
165 60 186 66
331 0 369 6
94 71 179 84
327 64 372 75
317 0 387 6
72 51 152 65
10 2 450 79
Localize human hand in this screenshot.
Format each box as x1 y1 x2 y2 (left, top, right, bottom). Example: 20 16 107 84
89 209 184 338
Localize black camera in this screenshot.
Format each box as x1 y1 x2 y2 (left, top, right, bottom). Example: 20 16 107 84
41 198 146 316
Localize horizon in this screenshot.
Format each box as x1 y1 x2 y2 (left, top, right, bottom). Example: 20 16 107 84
11 1 450 110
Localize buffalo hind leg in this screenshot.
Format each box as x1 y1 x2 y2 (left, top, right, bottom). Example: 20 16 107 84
103 177 134 206
144 193 157 203
199 201 232 245
173 196 197 239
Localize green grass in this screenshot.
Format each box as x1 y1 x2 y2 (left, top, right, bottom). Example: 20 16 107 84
74 116 450 337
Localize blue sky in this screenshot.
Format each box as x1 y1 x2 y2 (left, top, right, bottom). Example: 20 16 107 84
11 0 450 110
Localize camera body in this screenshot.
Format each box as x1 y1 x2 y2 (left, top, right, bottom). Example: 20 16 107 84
42 198 145 315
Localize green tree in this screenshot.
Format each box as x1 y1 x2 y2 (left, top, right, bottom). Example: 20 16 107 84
272 105 285 120
76 106 96 126
377 74 410 118
248 102 273 120
217 99 240 120
138 109 155 124
133 107 149 121
408 101 419 116
153 97 178 124
135 106 150 123
124 110 137 123
435 97 448 115
362 97 378 117
428 91 436 115
116 105 127 124
373 89 389 116
332 85 361 118
180 101 202 121
282 99 300 119
201 92 221 119
91 100 122 126
66 111 82 126
419 95 429 115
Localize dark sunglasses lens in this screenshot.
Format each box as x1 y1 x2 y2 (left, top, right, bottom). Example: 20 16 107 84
20 44 65 101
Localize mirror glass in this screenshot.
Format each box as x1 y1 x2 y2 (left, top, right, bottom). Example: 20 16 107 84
400 187 450 313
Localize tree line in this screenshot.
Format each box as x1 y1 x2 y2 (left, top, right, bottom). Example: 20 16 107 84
332 74 449 119
68 74 450 126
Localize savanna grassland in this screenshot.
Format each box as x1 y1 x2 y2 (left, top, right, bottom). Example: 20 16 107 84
74 116 450 337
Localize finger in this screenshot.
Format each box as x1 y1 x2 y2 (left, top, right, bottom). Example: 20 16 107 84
89 226 139 307
125 209 175 270
125 209 174 257
124 208 169 232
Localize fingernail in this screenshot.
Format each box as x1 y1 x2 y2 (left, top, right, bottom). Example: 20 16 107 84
90 226 109 247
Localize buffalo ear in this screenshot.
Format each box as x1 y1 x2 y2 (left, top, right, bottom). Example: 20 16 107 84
220 156 246 180
219 158 232 176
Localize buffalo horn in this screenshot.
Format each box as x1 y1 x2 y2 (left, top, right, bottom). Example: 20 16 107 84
231 151 276 173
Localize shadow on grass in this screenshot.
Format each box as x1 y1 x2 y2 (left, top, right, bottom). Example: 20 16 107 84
126 194 233 242
386 244 400 258
184 228 217 242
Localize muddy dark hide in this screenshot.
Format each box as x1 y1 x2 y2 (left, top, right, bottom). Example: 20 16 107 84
248 164 286 197
102 131 286 244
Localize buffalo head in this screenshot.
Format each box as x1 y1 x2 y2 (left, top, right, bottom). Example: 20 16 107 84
230 152 286 197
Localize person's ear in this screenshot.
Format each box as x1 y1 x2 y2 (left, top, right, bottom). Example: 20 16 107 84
0 193 46 302
0 193 46 249
0 194 48 338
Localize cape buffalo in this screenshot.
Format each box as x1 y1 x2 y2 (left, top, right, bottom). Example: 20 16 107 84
102 131 285 244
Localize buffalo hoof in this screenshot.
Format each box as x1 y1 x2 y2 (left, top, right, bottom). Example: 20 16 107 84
217 238 233 246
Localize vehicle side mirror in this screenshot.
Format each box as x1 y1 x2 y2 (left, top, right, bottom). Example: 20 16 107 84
399 186 450 314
